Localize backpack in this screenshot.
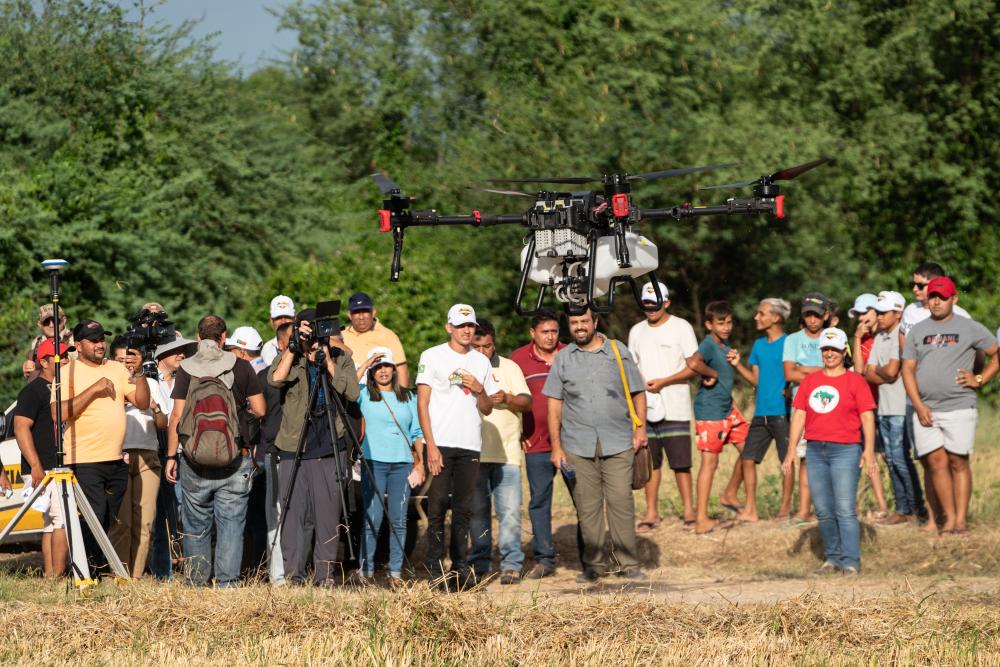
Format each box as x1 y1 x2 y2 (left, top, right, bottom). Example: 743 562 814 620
177 373 241 467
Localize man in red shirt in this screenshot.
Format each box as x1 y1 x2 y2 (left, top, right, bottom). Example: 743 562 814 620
510 308 567 580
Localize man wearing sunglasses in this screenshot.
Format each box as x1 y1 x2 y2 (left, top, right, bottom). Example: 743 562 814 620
901 263 970 338
23 304 74 381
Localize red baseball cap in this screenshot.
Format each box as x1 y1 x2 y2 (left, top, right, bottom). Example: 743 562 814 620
926 276 956 299
36 338 74 359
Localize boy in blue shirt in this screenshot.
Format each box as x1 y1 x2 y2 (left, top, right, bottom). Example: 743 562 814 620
687 301 749 534
731 298 792 523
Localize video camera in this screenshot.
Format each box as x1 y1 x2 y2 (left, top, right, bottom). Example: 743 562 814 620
125 308 176 378
289 300 341 356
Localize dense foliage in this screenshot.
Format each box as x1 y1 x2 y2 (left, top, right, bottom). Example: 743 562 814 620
1 0 997 403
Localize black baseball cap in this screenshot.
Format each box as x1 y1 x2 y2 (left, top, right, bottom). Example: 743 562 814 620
800 292 829 316
72 320 110 342
348 292 373 312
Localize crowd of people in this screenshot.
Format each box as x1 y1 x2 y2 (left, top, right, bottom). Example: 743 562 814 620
4 260 997 587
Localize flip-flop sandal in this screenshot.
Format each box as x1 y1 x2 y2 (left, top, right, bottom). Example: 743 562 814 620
635 520 661 533
720 502 744 513
697 519 735 535
782 516 813 529
682 519 697 531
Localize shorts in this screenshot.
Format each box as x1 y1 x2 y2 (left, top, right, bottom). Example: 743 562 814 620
912 408 977 458
42 484 65 534
695 405 749 454
741 415 789 464
647 420 692 471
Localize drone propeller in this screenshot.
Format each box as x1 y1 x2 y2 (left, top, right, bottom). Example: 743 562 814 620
485 162 736 186
699 158 831 190
371 173 403 195
472 187 536 198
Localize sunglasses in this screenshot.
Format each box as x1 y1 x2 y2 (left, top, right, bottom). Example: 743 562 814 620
910 280 929 289
41 318 55 326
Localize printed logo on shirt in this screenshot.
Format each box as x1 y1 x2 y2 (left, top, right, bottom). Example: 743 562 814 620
449 369 470 394
417 363 426 373
922 333 959 348
808 385 840 414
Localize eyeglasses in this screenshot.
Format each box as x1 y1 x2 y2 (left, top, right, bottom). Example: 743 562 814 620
910 281 929 289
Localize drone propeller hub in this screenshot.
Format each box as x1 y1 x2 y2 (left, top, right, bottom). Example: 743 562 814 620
753 183 781 198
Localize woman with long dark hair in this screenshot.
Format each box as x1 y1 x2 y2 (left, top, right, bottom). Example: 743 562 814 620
357 347 424 585
782 328 877 575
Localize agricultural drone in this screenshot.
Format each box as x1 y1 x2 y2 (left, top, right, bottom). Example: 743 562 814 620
372 159 829 315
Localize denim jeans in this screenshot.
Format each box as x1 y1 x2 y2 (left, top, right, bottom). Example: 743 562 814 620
523 452 556 568
151 454 179 580
360 460 412 577
878 415 926 517
805 441 862 570
470 462 524 574
179 455 253 587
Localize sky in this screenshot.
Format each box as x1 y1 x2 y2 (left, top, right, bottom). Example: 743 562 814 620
120 0 299 71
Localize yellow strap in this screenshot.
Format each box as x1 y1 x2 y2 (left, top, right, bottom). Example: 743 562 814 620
610 340 643 429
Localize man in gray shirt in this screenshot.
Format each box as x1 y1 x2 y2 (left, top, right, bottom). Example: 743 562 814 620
902 277 998 535
544 307 647 583
863 291 926 525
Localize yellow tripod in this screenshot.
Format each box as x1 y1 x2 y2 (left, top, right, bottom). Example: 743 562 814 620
0 468 129 589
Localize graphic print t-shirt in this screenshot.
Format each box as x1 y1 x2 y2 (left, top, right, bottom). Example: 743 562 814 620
902 316 997 411
415 343 499 452
792 370 875 444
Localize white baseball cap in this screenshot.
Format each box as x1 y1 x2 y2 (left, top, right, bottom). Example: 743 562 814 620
226 326 264 352
269 295 296 319
366 346 396 368
447 303 477 327
874 290 905 313
640 281 670 303
848 293 878 318
819 327 848 351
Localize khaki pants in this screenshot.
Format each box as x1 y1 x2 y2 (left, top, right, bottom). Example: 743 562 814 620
111 450 161 578
566 444 639 573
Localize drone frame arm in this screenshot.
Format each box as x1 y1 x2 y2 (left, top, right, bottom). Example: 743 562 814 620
639 194 784 222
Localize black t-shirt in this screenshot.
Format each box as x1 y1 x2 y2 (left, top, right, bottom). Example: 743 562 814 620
257 366 283 461
13 377 58 472
172 358 263 446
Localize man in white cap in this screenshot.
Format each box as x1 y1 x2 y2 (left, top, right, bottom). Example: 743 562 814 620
864 290 926 525
627 281 698 531
261 295 296 366
415 303 499 590
227 326 266 374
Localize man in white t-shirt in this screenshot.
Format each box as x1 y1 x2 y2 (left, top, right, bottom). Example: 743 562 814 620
416 303 500 589
627 282 698 531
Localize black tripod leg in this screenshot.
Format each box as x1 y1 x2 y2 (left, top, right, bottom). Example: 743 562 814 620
326 384 413 573
318 372 357 563
269 375 320 556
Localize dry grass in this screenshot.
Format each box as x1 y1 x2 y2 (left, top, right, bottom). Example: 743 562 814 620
0 577 997 665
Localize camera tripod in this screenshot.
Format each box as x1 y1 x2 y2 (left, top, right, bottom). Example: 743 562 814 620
270 346 411 579
0 259 129 590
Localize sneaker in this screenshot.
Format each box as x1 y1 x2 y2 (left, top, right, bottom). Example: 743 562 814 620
499 570 521 585
575 569 601 584
813 562 841 576
524 563 556 580
618 567 647 582
842 566 860 577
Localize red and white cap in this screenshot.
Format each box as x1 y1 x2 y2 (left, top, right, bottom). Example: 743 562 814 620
226 326 263 351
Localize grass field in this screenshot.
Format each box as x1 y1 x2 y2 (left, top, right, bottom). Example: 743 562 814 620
0 406 996 664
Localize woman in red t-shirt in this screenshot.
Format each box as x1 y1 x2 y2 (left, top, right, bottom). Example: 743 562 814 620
782 328 877 575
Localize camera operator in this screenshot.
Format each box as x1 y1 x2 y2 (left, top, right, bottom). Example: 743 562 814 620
109 337 168 578
268 309 360 587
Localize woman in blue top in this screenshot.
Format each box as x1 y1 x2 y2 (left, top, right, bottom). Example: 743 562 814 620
358 347 424 585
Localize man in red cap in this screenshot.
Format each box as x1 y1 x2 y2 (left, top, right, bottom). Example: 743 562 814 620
902 277 998 535
14 338 72 576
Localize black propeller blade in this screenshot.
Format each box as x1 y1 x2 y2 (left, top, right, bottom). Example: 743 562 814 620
627 163 738 181
371 173 402 194
485 162 736 186
472 187 536 198
700 158 831 190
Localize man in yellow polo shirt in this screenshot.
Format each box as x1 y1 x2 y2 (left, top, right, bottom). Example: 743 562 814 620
51 319 150 572
469 318 532 585
343 292 409 386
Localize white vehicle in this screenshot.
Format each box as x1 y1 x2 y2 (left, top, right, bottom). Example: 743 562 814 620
0 402 44 543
